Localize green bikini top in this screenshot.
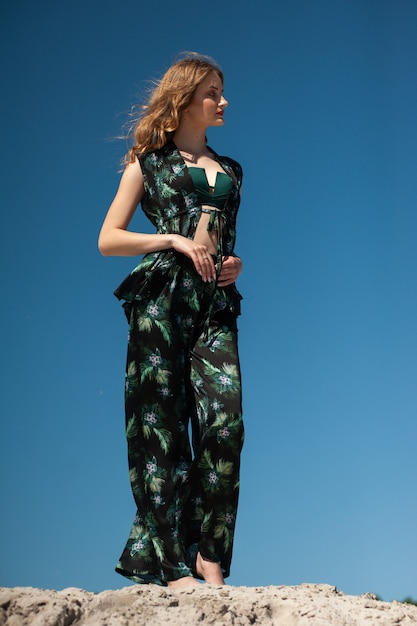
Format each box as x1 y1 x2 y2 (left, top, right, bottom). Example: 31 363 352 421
189 167 233 210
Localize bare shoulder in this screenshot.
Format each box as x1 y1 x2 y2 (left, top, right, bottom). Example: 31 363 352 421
120 157 144 187
101 157 145 232
112 157 144 206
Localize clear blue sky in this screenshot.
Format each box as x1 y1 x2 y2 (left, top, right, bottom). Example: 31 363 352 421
1 0 416 602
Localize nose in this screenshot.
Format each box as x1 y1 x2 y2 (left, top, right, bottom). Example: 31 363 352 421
220 95 228 108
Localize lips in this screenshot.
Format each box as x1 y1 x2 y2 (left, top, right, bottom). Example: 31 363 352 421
216 110 224 116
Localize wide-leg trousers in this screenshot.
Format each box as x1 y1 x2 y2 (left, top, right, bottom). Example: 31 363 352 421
115 259 244 585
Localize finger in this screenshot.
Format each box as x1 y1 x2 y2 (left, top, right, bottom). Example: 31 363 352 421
194 256 207 281
201 254 216 282
193 252 212 282
207 256 217 280
218 268 236 285
217 276 232 287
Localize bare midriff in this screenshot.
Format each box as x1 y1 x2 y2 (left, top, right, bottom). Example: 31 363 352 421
187 165 232 256
193 206 222 255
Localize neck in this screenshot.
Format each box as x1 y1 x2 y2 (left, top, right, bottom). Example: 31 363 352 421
172 128 207 155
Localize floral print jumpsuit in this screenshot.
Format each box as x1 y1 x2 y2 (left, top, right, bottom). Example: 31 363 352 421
114 141 244 585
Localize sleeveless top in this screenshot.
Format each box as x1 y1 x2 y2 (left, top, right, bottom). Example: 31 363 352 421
114 141 243 324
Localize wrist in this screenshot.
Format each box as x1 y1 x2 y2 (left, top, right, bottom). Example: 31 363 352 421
169 233 179 250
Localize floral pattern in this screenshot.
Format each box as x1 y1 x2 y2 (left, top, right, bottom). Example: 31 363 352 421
114 142 244 586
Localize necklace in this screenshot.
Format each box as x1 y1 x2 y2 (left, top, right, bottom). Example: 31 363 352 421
179 148 209 164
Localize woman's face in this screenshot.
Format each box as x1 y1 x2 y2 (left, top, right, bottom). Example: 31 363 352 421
185 70 228 129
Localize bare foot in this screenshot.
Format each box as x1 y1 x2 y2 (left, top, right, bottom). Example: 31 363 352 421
196 552 225 585
167 576 200 589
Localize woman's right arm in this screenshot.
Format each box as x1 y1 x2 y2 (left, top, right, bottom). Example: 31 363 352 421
98 158 176 257
98 159 216 281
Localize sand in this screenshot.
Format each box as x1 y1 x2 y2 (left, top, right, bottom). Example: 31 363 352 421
1 583 417 626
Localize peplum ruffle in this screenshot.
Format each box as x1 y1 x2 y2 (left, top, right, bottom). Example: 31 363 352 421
114 249 242 322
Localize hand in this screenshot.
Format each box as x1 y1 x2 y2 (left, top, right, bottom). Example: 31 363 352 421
217 255 242 287
172 235 217 283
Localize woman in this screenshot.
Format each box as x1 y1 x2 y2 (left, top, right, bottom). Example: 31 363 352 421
99 53 244 588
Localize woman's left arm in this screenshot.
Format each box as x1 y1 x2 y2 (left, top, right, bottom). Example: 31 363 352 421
217 255 242 287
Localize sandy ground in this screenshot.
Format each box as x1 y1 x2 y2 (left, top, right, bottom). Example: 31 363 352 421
1 583 417 626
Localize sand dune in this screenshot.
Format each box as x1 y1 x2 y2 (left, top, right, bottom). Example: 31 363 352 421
1 582 417 625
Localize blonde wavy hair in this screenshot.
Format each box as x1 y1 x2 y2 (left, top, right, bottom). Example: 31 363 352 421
124 53 223 164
